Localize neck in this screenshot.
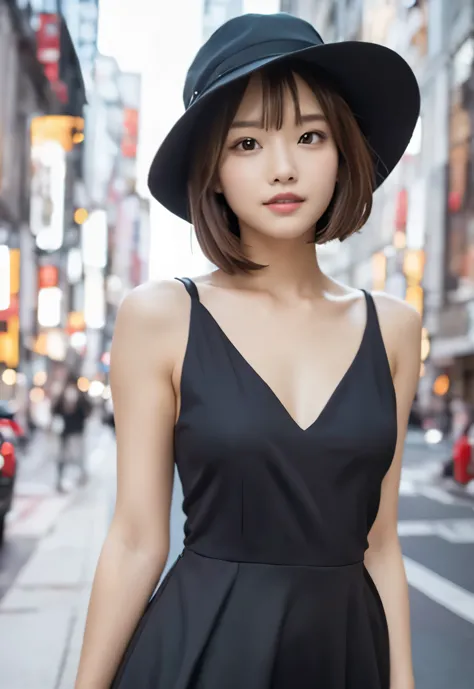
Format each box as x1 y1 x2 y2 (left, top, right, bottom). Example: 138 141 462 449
230 225 328 300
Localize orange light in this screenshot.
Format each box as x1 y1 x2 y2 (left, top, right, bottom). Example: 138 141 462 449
31 115 85 152
34 333 48 356
72 132 84 144
74 208 89 225
0 317 19 368
405 285 424 316
9 249 20 295
67 311 85 334
433 374 450 396
77 377 90 393
404 250 425 282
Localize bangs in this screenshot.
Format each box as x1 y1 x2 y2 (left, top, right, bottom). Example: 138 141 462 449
257 64 303 130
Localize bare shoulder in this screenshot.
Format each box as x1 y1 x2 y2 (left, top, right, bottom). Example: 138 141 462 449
371 291 422 373
117 279 189 328
112 279 191 372
371 291 421 333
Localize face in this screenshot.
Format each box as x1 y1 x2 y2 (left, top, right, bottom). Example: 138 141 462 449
217 72 339 242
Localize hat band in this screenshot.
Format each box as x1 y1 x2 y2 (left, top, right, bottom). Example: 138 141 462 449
188 37 318 107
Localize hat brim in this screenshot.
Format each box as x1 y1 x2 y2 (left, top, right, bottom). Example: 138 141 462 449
148 41 420 221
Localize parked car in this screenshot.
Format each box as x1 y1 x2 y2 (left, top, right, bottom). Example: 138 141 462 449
0 431 16 546
0 402 24 546
0 403 24 447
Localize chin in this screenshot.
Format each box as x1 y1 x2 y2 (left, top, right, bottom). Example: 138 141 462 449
254 219 317 242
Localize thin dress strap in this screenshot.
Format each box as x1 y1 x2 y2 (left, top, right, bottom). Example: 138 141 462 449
360 290 394 384
361 289 380 331
361 288 375 318
175 277 200 301
360 289 381 339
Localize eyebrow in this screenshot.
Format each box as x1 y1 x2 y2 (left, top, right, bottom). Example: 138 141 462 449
230 113 327 129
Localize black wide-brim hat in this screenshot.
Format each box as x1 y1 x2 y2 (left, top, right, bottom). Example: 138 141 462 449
148 12 420 221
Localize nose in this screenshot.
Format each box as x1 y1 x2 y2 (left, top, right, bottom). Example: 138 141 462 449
268 139 298 185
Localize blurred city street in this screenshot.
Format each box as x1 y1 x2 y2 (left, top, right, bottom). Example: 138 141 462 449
1 0 474 687
0 432 473 689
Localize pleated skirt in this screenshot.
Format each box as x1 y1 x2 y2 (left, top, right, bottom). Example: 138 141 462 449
111 548 389 689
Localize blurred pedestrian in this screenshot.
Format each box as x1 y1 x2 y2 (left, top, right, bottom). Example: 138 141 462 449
450 395 469 441
51 376 91 492
74 12 421 689
442 413 474 480
102 396 115 433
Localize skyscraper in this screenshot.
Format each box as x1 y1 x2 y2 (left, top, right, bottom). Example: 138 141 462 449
57 0 99 93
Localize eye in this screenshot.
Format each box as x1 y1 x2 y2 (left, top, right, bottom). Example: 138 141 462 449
299 131 326 145
234 137 260 151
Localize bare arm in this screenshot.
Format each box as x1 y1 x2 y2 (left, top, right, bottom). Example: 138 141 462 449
74 281 187 689
364 296 422 689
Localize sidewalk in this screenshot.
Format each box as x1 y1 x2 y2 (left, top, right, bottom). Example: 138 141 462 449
0 429 115 689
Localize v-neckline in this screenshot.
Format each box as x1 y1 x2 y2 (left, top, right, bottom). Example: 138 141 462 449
196 292 369 434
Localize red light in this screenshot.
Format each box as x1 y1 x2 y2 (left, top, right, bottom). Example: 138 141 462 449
0 442 15 478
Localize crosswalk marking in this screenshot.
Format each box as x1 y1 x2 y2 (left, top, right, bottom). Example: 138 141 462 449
400 471 474 510
399 518 474 543
404 556 474 624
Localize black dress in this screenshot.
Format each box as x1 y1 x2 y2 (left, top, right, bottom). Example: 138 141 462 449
112 277 397 689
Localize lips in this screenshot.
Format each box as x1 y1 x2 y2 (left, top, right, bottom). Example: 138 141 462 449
264 193 304 205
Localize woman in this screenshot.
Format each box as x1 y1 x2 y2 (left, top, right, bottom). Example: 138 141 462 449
75 13 421 689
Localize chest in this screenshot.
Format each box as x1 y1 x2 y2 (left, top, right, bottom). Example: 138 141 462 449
197 297 368 432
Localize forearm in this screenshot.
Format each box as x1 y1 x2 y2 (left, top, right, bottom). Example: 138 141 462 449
365 539 415 689
74 525 167 689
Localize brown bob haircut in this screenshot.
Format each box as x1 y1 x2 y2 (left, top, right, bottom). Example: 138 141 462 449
188 60 375 274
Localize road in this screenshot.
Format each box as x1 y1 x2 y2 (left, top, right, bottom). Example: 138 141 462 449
398 432 474 688
0 427 473 688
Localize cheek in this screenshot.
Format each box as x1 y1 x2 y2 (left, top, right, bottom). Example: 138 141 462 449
312 147 338 180
218 159 259 210
310 151 339 201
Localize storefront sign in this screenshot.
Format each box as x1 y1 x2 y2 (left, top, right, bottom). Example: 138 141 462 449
36 14 60 84
38 265 59 289
121 108 139 159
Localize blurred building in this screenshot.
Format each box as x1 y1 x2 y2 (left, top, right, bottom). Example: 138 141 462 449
58 0 99 94
203 0 243 40
0 1 54 390
0 1 86 415
82 54 150 379
280 0 347 41
0 0 152 412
